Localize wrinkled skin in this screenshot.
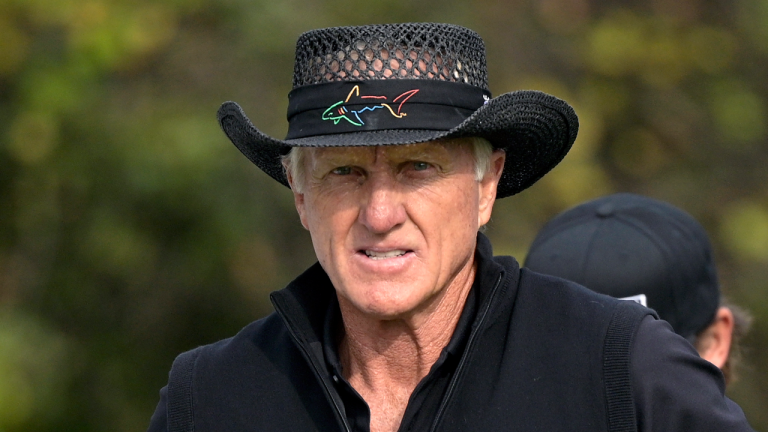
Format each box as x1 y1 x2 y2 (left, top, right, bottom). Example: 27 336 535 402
288 140 505 325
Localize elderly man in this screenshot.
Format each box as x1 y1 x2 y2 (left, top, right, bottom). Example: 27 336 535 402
147 23 753 432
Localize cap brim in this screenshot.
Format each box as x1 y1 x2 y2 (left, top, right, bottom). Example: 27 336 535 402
217 90 578 198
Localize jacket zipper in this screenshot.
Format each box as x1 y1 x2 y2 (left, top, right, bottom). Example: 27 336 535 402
427 272 505 432
273 301 353 432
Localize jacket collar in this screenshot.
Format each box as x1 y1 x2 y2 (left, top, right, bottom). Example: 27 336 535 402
270 232 510 366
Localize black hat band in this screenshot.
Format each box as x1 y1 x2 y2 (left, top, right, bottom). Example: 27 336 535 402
286 80 491 139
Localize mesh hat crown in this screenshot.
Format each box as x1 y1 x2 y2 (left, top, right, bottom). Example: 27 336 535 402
217 23 579 198
291 23 488 88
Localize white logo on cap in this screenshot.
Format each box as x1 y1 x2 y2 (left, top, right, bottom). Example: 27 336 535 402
619 294 647 307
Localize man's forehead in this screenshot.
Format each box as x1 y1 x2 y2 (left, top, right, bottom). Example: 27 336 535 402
308 140 470 164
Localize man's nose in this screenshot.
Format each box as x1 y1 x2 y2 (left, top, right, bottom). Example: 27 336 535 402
357 173 407 234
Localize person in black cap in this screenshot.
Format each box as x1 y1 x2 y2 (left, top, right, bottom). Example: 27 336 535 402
147 24 753 432
525 193 752 385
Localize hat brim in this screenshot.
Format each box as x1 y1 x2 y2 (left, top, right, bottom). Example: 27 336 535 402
217 90 578 198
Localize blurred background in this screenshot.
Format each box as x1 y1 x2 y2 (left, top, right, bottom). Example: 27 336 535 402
1 0 767 430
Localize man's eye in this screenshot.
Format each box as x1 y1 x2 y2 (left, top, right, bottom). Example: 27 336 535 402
413 162 430 171
332 166 352 175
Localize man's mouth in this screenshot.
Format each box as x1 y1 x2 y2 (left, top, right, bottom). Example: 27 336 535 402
364 249 408 260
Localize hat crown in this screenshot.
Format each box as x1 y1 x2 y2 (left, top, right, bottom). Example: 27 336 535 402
293 23 488 90
524 193 719 338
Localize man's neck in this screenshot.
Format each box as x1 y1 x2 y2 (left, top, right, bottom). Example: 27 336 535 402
337 258 477 432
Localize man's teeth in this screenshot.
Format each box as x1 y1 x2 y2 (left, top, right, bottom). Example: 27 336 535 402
365 250 407 260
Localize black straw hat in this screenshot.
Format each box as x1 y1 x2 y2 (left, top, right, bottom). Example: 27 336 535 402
524 193 720 339
217 23 579 198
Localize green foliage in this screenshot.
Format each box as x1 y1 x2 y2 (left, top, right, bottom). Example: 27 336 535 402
0 309 71 430
1 0 767 430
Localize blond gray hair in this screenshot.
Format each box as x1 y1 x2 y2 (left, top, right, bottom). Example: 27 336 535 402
281 137 495 193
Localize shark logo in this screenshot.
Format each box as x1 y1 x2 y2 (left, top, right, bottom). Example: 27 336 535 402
321 85 420 126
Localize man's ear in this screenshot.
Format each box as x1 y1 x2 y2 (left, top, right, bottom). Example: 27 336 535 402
478 149 506 227
284 164 310 231
697 307 734 369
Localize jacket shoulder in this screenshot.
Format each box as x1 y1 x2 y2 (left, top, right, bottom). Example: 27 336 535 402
436 260 654 431
187 311 297 384
518 267 645 322
166 312 337 431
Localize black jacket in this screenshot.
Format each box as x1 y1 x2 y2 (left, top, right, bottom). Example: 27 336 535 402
148 234 753 431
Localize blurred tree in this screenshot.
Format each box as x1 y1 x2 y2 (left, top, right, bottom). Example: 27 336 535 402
0 0 766 430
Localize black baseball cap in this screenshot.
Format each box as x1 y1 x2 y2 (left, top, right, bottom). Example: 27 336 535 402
524 193 720 339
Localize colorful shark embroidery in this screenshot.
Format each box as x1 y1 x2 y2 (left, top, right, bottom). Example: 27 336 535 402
322 85 420 126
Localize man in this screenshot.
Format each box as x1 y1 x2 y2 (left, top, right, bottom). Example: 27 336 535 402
524 193 752 385
147 24 753 431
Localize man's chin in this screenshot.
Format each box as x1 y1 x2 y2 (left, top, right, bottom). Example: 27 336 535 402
349 299 417 320
336 285 435 322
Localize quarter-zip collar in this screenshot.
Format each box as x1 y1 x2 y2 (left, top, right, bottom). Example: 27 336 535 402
270 232 514 432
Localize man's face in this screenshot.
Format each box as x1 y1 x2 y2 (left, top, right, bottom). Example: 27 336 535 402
289 140 505 320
